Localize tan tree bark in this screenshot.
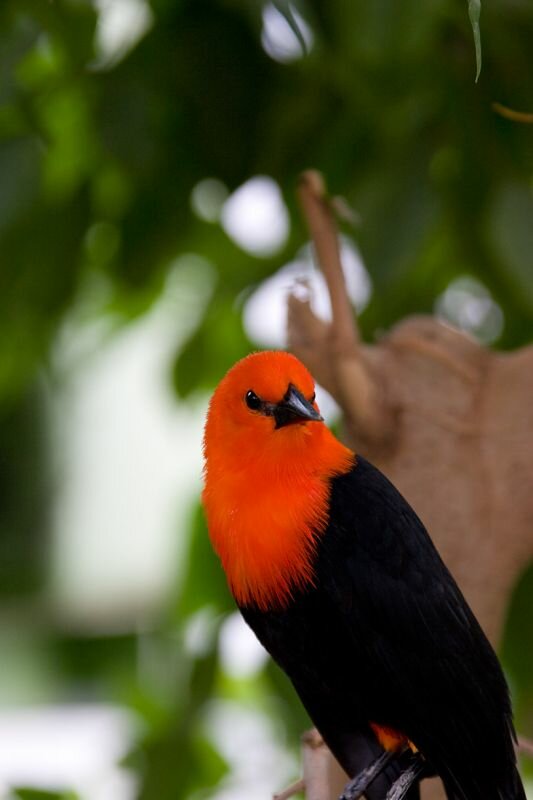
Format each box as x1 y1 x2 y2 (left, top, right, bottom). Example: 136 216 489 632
281 170 533 800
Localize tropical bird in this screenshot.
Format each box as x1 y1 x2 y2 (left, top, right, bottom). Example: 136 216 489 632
202 350 525 800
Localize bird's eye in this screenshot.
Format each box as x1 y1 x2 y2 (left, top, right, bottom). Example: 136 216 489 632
310 392 316 403
245 390 262 411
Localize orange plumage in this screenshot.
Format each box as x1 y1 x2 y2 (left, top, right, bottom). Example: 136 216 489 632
202 351 353 610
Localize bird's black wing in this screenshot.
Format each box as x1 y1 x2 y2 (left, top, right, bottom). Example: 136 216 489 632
317 456 523 800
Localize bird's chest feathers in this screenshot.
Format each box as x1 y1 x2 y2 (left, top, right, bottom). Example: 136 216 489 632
206 471 331 610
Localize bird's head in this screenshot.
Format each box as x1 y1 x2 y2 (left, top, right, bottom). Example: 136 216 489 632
203 351 327 469
202 351 353 609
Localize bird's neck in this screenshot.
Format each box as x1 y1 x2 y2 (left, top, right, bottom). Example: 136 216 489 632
203 426 354 610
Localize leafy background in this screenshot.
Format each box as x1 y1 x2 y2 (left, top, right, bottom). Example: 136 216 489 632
1 0 533 798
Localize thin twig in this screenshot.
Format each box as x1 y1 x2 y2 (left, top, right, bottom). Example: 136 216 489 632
273 777 305 800
302 729 332 800
294 170 395 445
517 735 533 758
492 102 533 124
297 170 360 353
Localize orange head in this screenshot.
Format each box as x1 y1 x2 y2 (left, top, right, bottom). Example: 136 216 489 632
202 351 354 610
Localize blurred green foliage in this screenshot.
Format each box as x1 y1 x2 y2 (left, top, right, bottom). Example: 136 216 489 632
11 790 79 800
1 0 533 797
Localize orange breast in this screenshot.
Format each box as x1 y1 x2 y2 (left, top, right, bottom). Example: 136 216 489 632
203 424 354 610
206 472 329 609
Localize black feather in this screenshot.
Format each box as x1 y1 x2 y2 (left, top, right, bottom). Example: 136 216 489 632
240 456 525 800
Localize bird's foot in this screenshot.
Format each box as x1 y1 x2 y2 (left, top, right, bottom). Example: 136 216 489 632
385 754 425 800
338 750 395 800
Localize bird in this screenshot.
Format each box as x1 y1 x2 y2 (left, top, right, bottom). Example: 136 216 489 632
202 350 526 800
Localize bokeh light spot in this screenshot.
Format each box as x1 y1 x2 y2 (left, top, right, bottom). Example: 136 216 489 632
95 0 153 66
184 608 219 657
243 236 371 348
219 612 268 679
435 276 504 344
221 176 289 257
261 3 314 64
191 178 229 223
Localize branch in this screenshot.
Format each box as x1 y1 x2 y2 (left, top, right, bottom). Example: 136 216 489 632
292 170 395 446
301 729 333 800
273 778 305 800
296 170 359 354
492 102 533 124
517 735 533 758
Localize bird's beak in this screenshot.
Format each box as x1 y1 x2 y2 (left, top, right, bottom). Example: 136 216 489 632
273 385 324 429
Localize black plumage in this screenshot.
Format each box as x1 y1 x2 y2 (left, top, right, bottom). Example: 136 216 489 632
240 456 525 800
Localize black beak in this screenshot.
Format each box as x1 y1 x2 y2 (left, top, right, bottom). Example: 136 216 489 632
273 385 324 429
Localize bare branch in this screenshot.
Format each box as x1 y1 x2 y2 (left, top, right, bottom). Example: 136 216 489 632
287 293 337 394
273 778 305 800
301 729 333 800
290 170 397 447
492 102 533 124
297 170 359 354
517 735 533 758
295 729 533 800
289 170 533 800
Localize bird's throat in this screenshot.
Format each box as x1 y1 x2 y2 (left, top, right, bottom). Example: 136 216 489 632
203 428 354 610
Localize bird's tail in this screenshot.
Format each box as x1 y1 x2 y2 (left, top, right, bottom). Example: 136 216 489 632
441 762 527 800
509 763 528 800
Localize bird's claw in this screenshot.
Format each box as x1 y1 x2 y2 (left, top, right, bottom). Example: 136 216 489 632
385 754 425 800
338 750 394 800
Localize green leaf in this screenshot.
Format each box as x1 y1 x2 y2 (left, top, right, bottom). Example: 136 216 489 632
11 789 79 800
468 0 482 81
272 0 307 54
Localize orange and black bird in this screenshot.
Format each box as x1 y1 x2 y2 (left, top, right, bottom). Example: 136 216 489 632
202 351 526 800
